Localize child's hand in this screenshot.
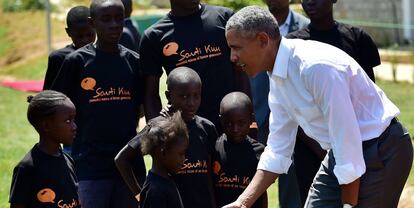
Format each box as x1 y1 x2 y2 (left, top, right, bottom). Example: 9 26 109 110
159 104 174 117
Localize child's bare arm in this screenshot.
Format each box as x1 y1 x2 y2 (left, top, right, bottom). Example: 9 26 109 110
114 145 142 197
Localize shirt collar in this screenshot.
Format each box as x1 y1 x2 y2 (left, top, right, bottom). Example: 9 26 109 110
279 9 292 27
268 37 291 79
282 10 292 27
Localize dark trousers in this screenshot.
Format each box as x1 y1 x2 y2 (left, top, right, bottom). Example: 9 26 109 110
79 177 139 208
305 119 413 207
294 135 322 205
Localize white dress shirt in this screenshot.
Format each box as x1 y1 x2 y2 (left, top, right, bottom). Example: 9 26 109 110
257 37 400 184
279 10 292 36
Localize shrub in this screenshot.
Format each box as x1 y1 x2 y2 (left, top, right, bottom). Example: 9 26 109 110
204 0 264 11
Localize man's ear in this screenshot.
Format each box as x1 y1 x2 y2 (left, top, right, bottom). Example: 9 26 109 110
257 32 270 48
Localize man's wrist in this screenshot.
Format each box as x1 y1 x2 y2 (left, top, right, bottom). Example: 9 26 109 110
236 196 249 208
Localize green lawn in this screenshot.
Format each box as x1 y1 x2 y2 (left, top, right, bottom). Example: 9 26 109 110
0 26 11 56
0 54 48 80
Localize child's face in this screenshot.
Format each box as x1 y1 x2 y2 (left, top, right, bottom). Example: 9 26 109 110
162 138 188 174
47 101 77 145
221 106 252 144
301 0 333 21
91 1 124 46
66 24 96 48
167 82 201 122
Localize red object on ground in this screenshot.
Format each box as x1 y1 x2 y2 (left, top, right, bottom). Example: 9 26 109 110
0 80 44 92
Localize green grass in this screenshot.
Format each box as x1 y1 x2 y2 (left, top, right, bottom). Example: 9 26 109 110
0 54 48 80
376 80 414 186
0 26 11 56
377 80 414 135
0 87 38 206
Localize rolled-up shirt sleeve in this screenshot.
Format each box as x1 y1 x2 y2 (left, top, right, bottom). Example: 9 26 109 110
305 64 366 184
257 92 298 174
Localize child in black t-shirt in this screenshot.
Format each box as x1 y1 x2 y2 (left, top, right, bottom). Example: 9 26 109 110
115 66 218 208
43 6 95 90
9 90 79 208
139 112 188 208
51 0 144 207
44 6 95 155
212 92 267 208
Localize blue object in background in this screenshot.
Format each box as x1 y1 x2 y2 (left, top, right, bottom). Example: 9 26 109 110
131 15 164 34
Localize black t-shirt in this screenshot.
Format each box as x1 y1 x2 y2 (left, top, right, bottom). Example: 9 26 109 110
43 44 76 90
174 116 218 208
139 4 236 130
130 115 218 208
120 18 141 53
212 135 265 208
51 43 144 180
9 144 80 208
286 22 380 82
140 171 184 208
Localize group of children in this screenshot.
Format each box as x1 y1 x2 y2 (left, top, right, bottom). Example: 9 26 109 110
9 1 265 207
10 71 264 208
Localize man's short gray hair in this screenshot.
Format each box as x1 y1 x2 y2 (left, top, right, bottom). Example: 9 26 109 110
226 5 280 40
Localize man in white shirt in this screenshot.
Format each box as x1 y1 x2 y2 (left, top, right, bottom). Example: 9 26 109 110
223 6 413 208
249 1 309 207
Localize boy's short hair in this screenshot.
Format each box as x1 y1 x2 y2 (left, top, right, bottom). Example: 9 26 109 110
219 91 253 115
140 112 188 155
66 6 90 28
166 67 201 91
120 0 132 17
27 90 71 132
90 0 124 18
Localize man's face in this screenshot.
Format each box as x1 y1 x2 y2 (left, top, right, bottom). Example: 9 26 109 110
265 0 290 13
301 0 333 21
226 29 266 77
91 1 124 45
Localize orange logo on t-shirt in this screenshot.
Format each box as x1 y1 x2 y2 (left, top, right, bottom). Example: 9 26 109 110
37 187 80 207
212 161 221 175
37 188 56 203
163 42 179 56
80 77 96 91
